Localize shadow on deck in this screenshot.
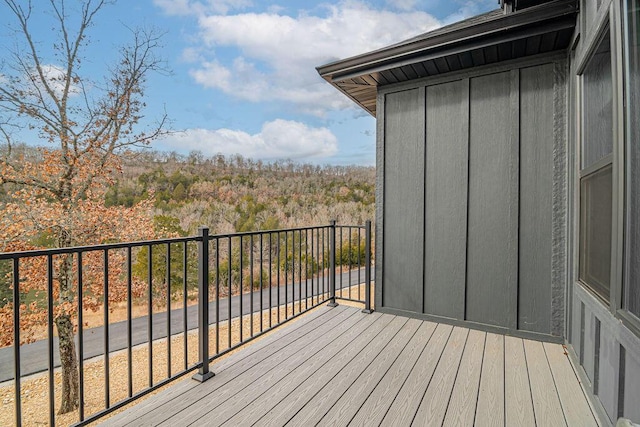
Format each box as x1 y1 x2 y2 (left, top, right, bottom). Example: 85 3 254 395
100 305 600 426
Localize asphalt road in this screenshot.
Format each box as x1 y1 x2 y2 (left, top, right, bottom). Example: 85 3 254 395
0 268 371 382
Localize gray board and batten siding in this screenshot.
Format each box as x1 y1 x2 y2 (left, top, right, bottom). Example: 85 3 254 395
375 54 568 342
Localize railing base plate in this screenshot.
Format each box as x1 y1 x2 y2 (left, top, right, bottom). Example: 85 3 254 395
192 371 215 382
327 302 339 307
361 309 374 314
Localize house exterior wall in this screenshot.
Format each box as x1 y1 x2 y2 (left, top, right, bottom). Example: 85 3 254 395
375 54 568 342
369 2 640 423
565 0 640 424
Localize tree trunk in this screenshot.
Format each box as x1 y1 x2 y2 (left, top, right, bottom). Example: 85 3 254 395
56 314 79 414
56 242 79 414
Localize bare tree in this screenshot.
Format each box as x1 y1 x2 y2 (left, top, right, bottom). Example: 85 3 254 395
0 0 168 414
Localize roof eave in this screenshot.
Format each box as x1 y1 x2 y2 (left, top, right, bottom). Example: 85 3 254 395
317 0 577 116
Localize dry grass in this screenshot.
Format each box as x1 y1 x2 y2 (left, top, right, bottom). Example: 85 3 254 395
0 283 373 427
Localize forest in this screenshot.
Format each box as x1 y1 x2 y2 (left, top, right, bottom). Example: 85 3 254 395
103 149 375 236
0 145 375 341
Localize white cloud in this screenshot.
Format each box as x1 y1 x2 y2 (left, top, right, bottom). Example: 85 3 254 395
153 0 252 16
385 0 418 11
155 119 338 160
157 1 442 115
34 65 81 98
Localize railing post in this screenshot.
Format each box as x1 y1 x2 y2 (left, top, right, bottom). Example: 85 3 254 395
362 220 374 314
327 220 338 307
193 226 214 382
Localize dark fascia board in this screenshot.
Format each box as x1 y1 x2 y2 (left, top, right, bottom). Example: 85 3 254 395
334 16 575 83
316 0 576 82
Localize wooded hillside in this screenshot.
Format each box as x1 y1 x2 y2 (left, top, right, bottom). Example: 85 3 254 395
103 150 376 237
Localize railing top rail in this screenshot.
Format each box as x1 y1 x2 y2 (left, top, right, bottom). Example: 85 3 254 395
0 236 201 260
203 224 332 240
0 224 338 260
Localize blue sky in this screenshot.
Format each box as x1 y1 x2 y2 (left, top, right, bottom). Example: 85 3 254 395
0 0 496 165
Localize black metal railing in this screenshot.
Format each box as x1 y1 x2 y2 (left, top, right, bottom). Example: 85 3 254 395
0 221 373 426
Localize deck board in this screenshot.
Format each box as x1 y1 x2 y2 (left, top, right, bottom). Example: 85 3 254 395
316 318 424 426
104 305 339 427
253 314 397 427
504 335 536 426
156 306 358 426
543 342 599 427
379 323 453 426
285 315 410 425
474 333 505 427
442 329 486 426
411 326 469 426
176 308 366 426
221 310 384 426
100 306 600 427
524 339 568 426
348 321 437 426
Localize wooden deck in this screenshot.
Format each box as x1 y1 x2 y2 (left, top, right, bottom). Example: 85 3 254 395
101 305 600 426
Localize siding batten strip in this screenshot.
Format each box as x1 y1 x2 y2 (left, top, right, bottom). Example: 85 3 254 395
618 344 625 419
464 77 470 323
509 68 520 332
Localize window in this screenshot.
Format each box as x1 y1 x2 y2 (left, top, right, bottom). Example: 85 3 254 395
580 165 612 299
624 0 640 318
579 28 613 302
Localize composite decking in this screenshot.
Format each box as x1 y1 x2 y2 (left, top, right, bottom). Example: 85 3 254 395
101 305 600 426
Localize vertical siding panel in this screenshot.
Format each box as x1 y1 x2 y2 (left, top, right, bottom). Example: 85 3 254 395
624 350 640 422
466 71 518 328
571 294 583 360
382 88 425 312
583 308 595 384
519 64 554 334
598 323 619 422
424 79 468 319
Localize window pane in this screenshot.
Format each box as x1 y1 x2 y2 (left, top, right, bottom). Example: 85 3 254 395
625 0 640 318
582 30 613 169
580 165 612 301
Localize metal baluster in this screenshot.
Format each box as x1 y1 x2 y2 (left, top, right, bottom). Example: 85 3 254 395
250 234 254 337
216 238 220 355
13 258 21 427
298 230 303 311
339 226 343 299
104 249 110 408
126 247 133 397
47 255 54 427
79 252 86 419
228 237 232 350
269 233 273 329
348 227 352 300
148 245 153 388
277 232 281 323
307 228 316 307
260 233 263 333
239 235 243 343
284 232 288 319
292 230 296 315
183 242 188 370
358 227 362 301
166 243 171 378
